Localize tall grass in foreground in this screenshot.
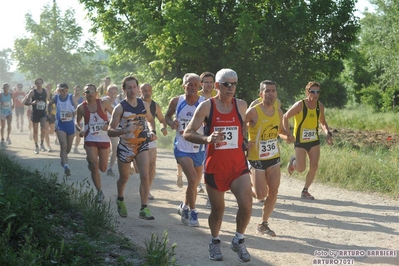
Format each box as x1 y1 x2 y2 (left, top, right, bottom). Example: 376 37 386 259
279 136 399 198
327 105 399 133
0 151 147 265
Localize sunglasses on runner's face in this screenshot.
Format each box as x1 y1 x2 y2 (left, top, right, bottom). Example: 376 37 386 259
308 89 321 94
220 81 237 89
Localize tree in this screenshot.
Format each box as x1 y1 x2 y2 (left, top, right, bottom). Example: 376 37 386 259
13 1 103 87
0 49 13 84
345 0 399 111
80 0 359 107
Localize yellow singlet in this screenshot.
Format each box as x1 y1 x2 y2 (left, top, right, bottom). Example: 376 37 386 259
247 104 281 161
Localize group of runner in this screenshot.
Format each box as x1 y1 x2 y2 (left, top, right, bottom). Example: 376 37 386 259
0 69 332 262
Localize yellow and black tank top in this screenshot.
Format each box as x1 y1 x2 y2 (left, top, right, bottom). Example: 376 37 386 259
293 100 320 144
247 104 280 161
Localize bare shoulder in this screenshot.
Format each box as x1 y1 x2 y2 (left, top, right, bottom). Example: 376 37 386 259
169 96 179 105
236 98 248 108
249 98 260 108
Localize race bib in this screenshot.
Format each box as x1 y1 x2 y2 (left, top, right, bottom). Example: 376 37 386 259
178 118 190 135
302 128 317 141
214 126 239 150
258 139 278 159
2 102 10 109
60 111 72 122
89 122 106 135
36 101 46 110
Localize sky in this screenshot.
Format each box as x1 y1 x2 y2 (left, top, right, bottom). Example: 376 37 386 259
0 0 101 51
0 0 376 52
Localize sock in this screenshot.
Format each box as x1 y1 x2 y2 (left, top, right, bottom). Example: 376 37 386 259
182 203 189 210
64 164 69 168
302 188 308 193
141 205 147 210
190 208 197 213
40 140 44 145
35 142 38 147
234 232 244 241
211 236 220 243
117 196 124 201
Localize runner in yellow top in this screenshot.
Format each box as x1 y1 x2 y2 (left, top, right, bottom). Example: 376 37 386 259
282 81 333 200
197 71 217 98
245 80 293 237
249 96 281 109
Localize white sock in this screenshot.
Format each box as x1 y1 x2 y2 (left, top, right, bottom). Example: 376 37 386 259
235 232 244 241
211 236 220 242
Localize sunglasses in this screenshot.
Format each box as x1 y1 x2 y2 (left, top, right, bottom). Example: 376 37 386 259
308 90 321 94
220 81 237 88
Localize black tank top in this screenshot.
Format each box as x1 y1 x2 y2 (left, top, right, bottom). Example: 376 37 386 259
32 89 47 116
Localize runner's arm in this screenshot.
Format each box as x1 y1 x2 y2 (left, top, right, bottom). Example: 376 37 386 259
183 101 211 144
144 101 157 141
75 104 84 132
164 97 179 130
318 102 333 145
23 90 34 105
282 101 301 134
155 102 168 136
107 104 130 137
47 96 56 115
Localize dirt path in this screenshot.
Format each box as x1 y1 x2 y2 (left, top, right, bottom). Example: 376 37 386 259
2 120 398 266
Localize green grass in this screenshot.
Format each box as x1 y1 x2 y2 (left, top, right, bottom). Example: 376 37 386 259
0 151 179 265
327 105 399 133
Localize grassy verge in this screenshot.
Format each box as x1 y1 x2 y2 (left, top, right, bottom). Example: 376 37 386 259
0 151 177 265
327 105 399 133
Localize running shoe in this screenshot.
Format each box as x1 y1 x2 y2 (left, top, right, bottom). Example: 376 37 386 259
139 207 155 220
287 155 296 175
189 210 199 227
197 184 204 193
64 166 71 176
176 175 183 188
6 137 11 145
209 239 223 261
96 191 105 203
177 203 189 225
230 238 251 262
106 168 115 176
257 222 276 236
301 191 315 200
1 140 5 148
116 199 127 217
73 147 80 154
34 146 39 154
48 147 53 152
40 144 47 152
